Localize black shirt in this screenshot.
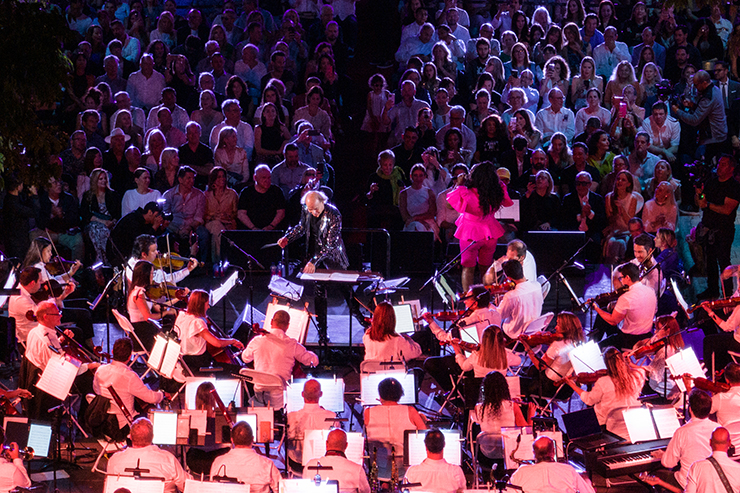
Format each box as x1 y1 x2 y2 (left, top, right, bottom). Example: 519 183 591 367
108 208 157 263
702 175 740 230
237 185 286 229
177 142 214 175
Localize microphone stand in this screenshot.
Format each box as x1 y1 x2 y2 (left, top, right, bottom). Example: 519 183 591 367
226 238 265 327
547 238 592 313
419 238 480 294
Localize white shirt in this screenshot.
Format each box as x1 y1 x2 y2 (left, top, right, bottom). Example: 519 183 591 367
473 401 516 434
146 104 189 133
25 323 89 375
490 252 538 283
455 349 520 378
575 106 612 134
579 374 643 438
685 451 740 493
287 402 336 464
125 258 191 286
662 417 717 488
510 461 596 493
121 189 162 216
535 106 576 142
365 405 417 452
639 116 681 150
0 458 31 493
717 304 740 343
93 360 164 428
544 339 576 381
107 444 190 493
126 70 166 110
592 41 631 79
498 281 544 339
209 121 255 160
613 282 656 335
711 387 740 427
304 454 371 493
127 285 152 323
173 311 208 356
362 333 422 362
404 457 466 493
210 447 281 493
8 285 38 343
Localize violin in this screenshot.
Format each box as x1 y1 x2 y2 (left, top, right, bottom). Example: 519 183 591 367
688 296 740 314
145 284 188 301
0 395 21 416
520 332 564 346
430 310 468 322
439 338 479 352
30 279 71 303
580 285 629 313
557 369 609 386
485 280 516 295
671 373 731 393
629 340 666 359
44 258 78 277
152 253 201 271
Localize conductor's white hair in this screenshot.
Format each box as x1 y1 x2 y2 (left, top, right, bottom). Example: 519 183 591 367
301 190 328 205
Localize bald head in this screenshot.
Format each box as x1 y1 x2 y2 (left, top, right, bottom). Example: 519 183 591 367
302 379 323 403
533 436 555 462
326 429 347 453
711 427 731 452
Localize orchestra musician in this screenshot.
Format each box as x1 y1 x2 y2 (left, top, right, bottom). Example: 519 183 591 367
277 190 359 346
173 289 244 374
509 436 596 493
497 259 543 339
22 237 94 349
92 337 165 441
107 417 191 493
454 325 521 378
363 301 422 363
286 379 336 471
630 315 683 399
185 382 231 475
632 233 661 296
593 262 656 350
521 311 585 399
403 429 466 493
241 309 318 408
8 266 69 345
128 260 177 351
651 389 716 491
472 371 533 437
563 346 646 439
303 429 372 493
125 234 198 285
0 426 32 493
707 363 740 435
20 301 101 420
483 239 538 286
209 422 281 493
701 264 740 374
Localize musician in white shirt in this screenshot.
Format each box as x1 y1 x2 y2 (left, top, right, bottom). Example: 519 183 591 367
8 267 43 344
287 379 337 470
241 309 318 408
304 429 371 493
497 260 543 339
510 436 595 493
107 417 191 493
404 429 466 493
0 429 31 493
363 302 422 362
124 234 198 285
483 239 538 285
210 422 281 493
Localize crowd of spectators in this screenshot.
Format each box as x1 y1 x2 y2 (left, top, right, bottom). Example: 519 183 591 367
5 0 740 273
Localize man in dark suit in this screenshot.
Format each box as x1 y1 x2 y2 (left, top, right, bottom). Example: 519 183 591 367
390 127 424 175
714 60 740 138
500 135 532 187
36 175 84 261
176 9 210 46
559 171 606 261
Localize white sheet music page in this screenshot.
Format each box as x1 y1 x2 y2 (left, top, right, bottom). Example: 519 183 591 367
328 272 359 283
569 341 607 375
406 430 461 466
285 378 345 413
36 355 80 401
105 476 166 493
302 430 364 465
622 408 658 443
666 348 705 392
279 479 338 493
160 339 181 378
148 336 167 371
360 371 415 405
182 409 208 436
652 407 681 439
502 427 534 470
298 272 332 281
184 479 250 493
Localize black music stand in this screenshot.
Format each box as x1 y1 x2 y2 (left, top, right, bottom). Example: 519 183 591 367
89 267 123 354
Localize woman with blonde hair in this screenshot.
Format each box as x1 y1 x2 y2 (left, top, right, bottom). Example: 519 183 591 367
153 146 179 192
454 325 521 377
363 302 422 362
642 181 677 234
204 167 238 263
571 57 604 110
604 61 643 110
214 126 249 189
81 168 120 264
564 346 646 437
603 170 640 263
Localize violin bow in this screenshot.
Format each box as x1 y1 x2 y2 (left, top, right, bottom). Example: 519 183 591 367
45 229 74 283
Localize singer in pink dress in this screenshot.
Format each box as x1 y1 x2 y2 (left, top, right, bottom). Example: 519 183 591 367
447 161 513 292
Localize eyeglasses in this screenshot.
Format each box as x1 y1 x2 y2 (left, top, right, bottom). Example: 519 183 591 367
616 275 625 282
575 181 590 186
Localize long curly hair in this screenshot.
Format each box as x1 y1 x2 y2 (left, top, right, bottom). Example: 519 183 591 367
479 371 511 419
468 161 505 216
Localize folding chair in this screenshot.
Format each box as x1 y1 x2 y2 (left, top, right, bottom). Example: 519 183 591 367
537 275 551 300
238 368 287 408
86 392 131 474
112 309 151 376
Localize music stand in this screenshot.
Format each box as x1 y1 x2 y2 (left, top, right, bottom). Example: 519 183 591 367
89 267 123 353
209 270 241 332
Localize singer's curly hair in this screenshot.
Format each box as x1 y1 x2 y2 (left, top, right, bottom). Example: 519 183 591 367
467 161 505 216
479 371 511 419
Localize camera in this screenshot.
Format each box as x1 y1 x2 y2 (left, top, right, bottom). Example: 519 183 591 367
685 156 715 187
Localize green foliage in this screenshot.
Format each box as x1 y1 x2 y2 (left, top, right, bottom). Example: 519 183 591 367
0 0 76 187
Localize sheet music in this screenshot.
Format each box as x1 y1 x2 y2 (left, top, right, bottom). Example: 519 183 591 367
249 407 274 443
160 339 181 378
506 376 521 397
184 479 250 493
285 378 345 413
152 411 178 445
210 271 240 307
652 407 681 439
495 200 520 221
405 429 461 466
502 427 534 470
148 336 167 370
264 304 310 344
623 408 658 443
666 348 705 392
235 413 258 434
182 410 208 436
280 479 339 493
303 430 364 465
569 341 606 375
360 371 415 405
393 305 415 335
36 355 80 401
298 272 332 281
27 422 52 458
105 476 166 493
